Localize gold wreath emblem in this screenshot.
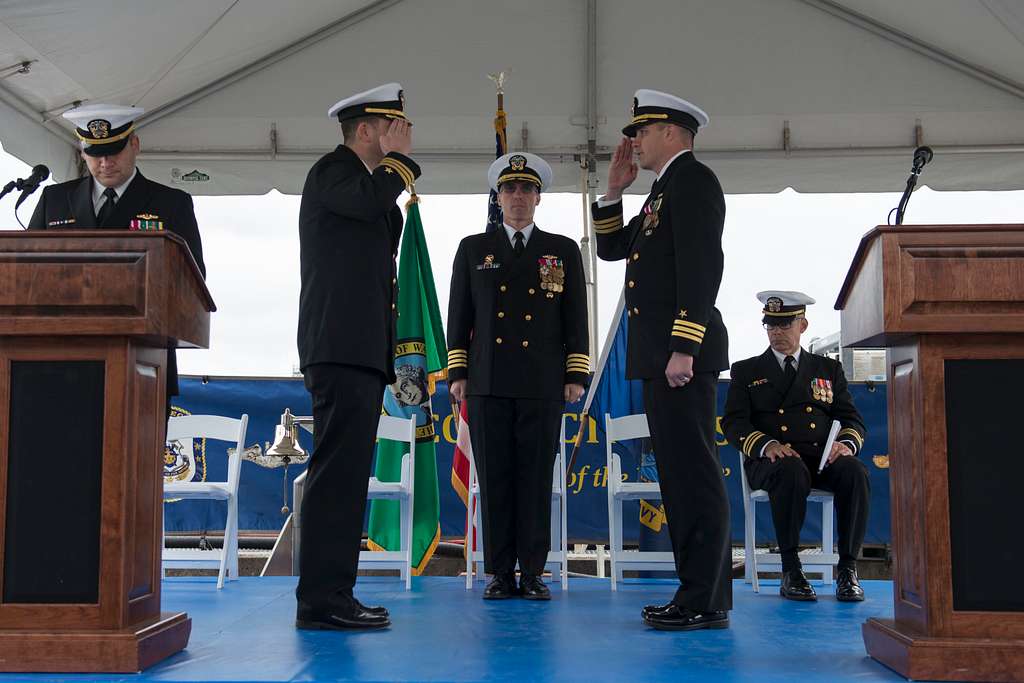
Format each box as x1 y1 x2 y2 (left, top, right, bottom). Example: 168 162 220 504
87 119 111 139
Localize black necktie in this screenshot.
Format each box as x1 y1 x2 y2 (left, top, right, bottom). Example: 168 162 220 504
96 187 118 226
782 355 797 392
513 231 525 257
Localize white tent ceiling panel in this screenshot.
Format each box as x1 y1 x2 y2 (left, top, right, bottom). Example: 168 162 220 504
1 0 1022 196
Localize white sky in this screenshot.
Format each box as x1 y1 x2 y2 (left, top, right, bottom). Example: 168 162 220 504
3 143 1022 377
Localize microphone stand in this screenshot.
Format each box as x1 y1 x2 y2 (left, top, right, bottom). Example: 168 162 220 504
893 164 922 226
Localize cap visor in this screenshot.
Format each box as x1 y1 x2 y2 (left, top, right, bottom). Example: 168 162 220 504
82 138 129 157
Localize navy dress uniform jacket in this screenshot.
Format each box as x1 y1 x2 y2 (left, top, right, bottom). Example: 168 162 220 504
592 152 728 378
446 227 590 399
722 349 867 461
28 171 206 397
297 145 420 382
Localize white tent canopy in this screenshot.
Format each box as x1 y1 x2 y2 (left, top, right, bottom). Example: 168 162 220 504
2 0 1024 196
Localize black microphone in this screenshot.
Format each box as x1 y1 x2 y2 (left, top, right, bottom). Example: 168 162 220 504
912 146 933 173
17 164 50 194
13 164 50 213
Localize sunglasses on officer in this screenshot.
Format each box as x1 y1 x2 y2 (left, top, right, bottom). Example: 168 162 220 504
498 181 539 195
763 316 805 331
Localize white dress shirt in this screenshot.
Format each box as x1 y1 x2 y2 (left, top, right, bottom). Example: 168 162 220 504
504 222 534 247
91 168 137 215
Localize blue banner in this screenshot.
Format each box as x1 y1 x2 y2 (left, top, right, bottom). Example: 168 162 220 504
169 375 890 546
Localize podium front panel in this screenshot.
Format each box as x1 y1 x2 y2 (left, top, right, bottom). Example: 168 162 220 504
944 358 1024 613
3 360 105 604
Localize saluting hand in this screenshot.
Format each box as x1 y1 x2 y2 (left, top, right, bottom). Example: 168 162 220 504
564 383 585 404
380 118 412 157
604 138 638 201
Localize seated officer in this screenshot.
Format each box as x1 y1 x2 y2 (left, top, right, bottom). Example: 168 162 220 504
447 152 589 601
722 291 869 602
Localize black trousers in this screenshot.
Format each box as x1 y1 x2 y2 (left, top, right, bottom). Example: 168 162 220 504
467 395 562 576
744 453 870 572
643 372 733 612
296 362 386 603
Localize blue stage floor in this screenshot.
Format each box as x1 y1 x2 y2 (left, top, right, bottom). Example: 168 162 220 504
0 577 909 683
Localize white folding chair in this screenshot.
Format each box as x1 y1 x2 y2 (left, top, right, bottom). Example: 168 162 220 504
465 414 570 590
163 413 248 589
292 413 417 589
740 451 839 592
605 413 675 589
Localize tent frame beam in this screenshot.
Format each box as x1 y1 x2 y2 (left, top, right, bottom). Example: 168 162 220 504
137 0 405 131
800 0 1024 103
0 82 78 148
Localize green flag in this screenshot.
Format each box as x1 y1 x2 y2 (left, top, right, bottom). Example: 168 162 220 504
368 197 444 574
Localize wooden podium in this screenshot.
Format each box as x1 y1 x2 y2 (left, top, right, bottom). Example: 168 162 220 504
836 224 1024 682
0 231 214 672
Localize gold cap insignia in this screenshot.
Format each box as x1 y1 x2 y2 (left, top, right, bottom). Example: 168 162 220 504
509 155 527 171
88 119 111 139
766 296 783 312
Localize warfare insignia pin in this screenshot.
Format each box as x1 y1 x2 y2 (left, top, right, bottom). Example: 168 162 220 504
87 119 111 139
476 254 501 270
509 154 527 171
766 296 783 313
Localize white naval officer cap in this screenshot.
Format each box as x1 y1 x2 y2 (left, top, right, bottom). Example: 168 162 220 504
327 82 409 123
622 89 709 137
63 103 144 156
757 290 816 324
487 152 553 192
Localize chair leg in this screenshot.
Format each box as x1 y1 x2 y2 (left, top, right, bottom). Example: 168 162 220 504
822 498 835 587
400 495 412 591
748 500 760 593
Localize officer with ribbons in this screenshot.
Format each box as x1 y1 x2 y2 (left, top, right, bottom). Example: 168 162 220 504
447 152 589 601
722 291 870 602
593 90 732 630
28 103 206 417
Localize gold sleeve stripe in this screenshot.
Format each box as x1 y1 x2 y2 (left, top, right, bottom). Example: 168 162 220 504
673 320 707 333
447 363 467 369
743 431 766 456
567 353 591 361
593 216 622 226
838 428 863 447
671 330 704 344
380 158 414 187
566 362 591 371
672 323 704 338
594 223 623 235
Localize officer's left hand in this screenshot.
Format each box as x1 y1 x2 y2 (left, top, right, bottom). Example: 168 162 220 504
827 440 854 464
665 352 694 388
564 383 585 403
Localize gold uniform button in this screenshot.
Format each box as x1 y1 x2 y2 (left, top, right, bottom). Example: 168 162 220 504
528 288 536 295
522 341 529 348
628 280 636 288
500 285 507 292
627 310 632 317
498 311 505 318
781 425 788 432
391 304 396 310
810 423 817 429
392 277 397 285
632 252 639 261
632 307 640 315
496 337 503 344
525 314 532 321
806 406 813 413
778 409 784 415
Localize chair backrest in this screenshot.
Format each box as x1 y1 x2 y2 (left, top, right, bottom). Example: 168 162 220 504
377 414 416 451
166 414 248 490
606 413 650 443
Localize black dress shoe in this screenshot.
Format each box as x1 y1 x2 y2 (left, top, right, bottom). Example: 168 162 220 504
483 573 517 600
296 594 390 630
353 597 389 618
519 574 551 601
640 602 675 619
836 567 865 602
780 569 817 601
642 605 729 631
